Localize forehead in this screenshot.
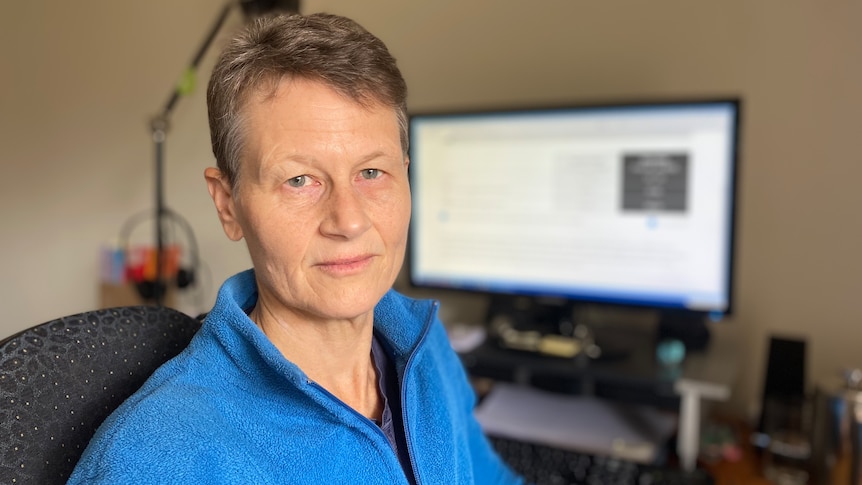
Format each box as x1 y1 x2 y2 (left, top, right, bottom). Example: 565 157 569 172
254 79 397 140
239 78 402 169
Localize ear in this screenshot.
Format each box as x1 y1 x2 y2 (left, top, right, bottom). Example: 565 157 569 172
204 167 244 241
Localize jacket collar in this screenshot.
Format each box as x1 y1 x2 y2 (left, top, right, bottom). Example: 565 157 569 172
203 269 437 383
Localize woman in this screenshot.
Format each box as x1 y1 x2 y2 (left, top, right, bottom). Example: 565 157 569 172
70 12 522 484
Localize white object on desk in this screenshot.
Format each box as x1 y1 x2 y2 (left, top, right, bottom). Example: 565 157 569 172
447 324 487 353
673 336 736 472
675 378 731 472
475 383 677 464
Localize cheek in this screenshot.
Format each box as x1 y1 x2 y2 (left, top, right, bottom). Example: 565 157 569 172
387 196 412 248
399 200 412 235
239 202 299 256
375 185 410 228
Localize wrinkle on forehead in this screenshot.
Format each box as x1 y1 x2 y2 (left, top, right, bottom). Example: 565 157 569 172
238 78 402 190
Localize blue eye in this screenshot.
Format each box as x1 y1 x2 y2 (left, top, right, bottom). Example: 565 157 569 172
286 175 308 188
361 169 380 180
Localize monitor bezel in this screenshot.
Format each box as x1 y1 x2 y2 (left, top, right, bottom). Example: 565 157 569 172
406 97 743 317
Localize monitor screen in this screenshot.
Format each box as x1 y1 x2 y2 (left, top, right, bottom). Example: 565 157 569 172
408 99 741 317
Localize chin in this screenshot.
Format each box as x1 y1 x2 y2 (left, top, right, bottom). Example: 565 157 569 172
317 288 387 321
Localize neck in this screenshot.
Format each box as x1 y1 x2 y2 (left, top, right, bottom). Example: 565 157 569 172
249 297 382 420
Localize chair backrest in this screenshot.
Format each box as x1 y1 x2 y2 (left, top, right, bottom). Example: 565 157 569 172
0 305 201 484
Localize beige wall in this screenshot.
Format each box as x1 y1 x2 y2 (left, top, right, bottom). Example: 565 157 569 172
1 0 860 418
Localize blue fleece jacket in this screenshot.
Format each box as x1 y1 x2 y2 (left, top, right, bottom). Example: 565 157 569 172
68 270 522 484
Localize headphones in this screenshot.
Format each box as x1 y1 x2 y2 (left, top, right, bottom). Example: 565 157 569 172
118 209 200 302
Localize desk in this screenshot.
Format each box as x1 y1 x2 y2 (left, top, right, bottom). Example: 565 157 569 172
461 328 737 472
693 420 772 485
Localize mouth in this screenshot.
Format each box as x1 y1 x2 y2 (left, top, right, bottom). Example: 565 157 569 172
316 254 376 275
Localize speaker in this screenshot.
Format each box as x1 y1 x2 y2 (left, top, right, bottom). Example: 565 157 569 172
757 336 807 435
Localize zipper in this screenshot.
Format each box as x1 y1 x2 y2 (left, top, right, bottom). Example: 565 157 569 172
399 300 438 485
306 380 406 482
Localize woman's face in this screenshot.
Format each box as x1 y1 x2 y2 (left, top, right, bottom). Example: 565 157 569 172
207 78 411 324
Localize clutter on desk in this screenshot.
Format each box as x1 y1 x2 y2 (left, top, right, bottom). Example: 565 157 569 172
475 382 677 465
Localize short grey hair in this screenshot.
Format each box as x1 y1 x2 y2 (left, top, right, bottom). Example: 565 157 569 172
206 13 409 188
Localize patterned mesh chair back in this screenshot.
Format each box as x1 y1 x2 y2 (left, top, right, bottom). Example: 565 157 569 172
0 306 202 484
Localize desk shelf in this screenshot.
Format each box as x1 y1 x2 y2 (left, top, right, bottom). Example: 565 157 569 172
461 331 736 472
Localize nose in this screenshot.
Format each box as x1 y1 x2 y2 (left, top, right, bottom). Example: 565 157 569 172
319 183 372 239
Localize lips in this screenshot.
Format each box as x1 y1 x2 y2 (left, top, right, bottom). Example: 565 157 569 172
316 254 375 274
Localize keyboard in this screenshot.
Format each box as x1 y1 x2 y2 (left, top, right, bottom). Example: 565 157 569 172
490 435 714 485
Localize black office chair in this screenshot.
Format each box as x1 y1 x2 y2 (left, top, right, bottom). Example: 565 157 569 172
0 305 202 484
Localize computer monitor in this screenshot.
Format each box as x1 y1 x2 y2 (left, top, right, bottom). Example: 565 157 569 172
408 99 741 347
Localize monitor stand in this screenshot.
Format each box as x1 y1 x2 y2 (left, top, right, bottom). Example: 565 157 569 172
485 296 712 359
486 295 611 361
485 294 574 336
657 309 711 351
